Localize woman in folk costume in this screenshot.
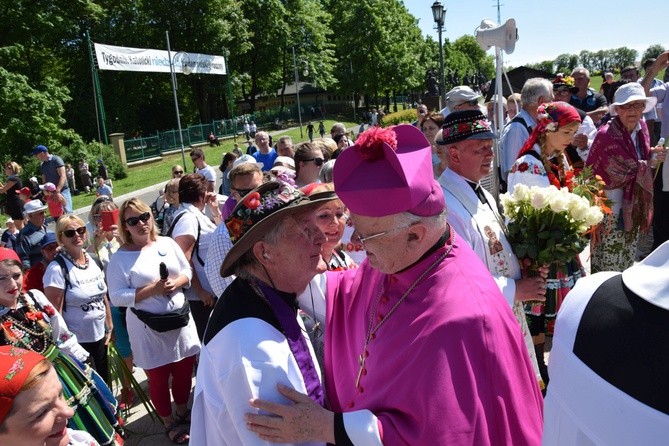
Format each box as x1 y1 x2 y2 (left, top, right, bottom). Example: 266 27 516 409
0 346 102 446
586 82 666 272
0 249 122 445
507 101 586 385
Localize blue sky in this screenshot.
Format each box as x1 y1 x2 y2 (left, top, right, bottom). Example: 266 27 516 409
406 0 669 66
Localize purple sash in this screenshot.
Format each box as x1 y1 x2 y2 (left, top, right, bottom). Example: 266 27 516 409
256 281 325 407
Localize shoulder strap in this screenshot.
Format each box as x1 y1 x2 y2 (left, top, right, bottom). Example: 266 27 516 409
165 211 186 237
166 211 204 266
510 115 532 135
51 254 70 312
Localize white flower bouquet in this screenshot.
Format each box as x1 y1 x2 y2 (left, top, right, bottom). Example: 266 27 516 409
500 184 604 266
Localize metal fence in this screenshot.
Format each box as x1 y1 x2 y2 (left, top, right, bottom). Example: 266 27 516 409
123 105 306 162
124 117 248 162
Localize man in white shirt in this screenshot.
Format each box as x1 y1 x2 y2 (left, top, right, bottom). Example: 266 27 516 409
190 148 216 192
439 109 547 385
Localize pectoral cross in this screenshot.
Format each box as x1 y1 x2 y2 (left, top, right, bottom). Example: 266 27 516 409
355 352 366 388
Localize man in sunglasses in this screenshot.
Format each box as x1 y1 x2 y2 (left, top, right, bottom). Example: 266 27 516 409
191 148 216 193
205 162 267 298
16 200 48 269
252 131 278 172
440 85 483 119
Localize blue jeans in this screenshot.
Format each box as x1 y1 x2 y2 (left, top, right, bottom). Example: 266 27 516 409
61 187 73 213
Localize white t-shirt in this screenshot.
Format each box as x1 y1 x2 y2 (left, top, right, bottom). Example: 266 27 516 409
196 164 217 188
43 253 107 343
171 203 217 300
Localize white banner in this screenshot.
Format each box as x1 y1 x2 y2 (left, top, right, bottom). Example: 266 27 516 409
94 43 226 75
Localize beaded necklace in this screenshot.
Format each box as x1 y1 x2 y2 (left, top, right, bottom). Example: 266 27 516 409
1 294 52 355
61 249 89 270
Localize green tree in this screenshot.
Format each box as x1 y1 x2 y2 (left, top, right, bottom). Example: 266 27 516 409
278 0 336 113
610 47 638 70
579 50 593 71
329 0 425 109
642 44 666 62
554 54 579 74
0 67 81 165
527 60 555 74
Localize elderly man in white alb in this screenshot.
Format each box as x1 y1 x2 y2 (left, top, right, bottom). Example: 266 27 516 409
438 109 547 387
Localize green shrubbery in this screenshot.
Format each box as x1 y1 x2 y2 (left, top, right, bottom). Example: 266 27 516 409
380 109 417 127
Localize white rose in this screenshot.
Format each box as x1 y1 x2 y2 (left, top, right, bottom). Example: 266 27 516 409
570 201 589 221
512 183 530 201
500 193 514 213
530 188 549 209
585 207 604 226
549 193 569 212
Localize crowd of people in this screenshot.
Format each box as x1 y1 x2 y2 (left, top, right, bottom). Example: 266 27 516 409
2 52 669 445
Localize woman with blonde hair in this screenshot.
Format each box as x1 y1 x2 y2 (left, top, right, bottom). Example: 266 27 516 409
171 164 185 178
43 215 113 383
0 161 25 229
107 198 199 443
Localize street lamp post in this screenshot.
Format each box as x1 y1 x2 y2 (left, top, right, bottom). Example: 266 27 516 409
431 1 446 106
166 31 187 169
292 47 304 138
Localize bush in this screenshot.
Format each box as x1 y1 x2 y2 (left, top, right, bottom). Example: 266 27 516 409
380 109 416 127
62 141 128 181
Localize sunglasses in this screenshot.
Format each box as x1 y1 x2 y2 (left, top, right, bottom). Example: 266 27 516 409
63 227 87 238
231 187 254 197
303 157 324 167
124 212 151 227
173 170 184 175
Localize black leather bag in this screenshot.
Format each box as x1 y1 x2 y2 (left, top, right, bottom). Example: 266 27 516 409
130 300 190 333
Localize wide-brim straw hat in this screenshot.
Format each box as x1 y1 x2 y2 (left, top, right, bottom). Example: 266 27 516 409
220 181 336 277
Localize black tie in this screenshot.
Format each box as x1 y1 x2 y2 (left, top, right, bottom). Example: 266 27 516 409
468 182 488 205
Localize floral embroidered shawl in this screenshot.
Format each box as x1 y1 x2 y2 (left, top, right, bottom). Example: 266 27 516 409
586 116 652 232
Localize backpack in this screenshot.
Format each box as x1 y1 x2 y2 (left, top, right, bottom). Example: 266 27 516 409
165 211 204 266
150 196 167 234
51 252 103 312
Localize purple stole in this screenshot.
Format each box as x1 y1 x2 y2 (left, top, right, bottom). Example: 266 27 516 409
256 281 325 407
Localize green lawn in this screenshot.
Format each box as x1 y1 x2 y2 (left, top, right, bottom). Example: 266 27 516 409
69 119 357 211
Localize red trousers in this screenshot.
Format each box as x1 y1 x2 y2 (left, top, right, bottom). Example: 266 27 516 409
144 355 196 417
